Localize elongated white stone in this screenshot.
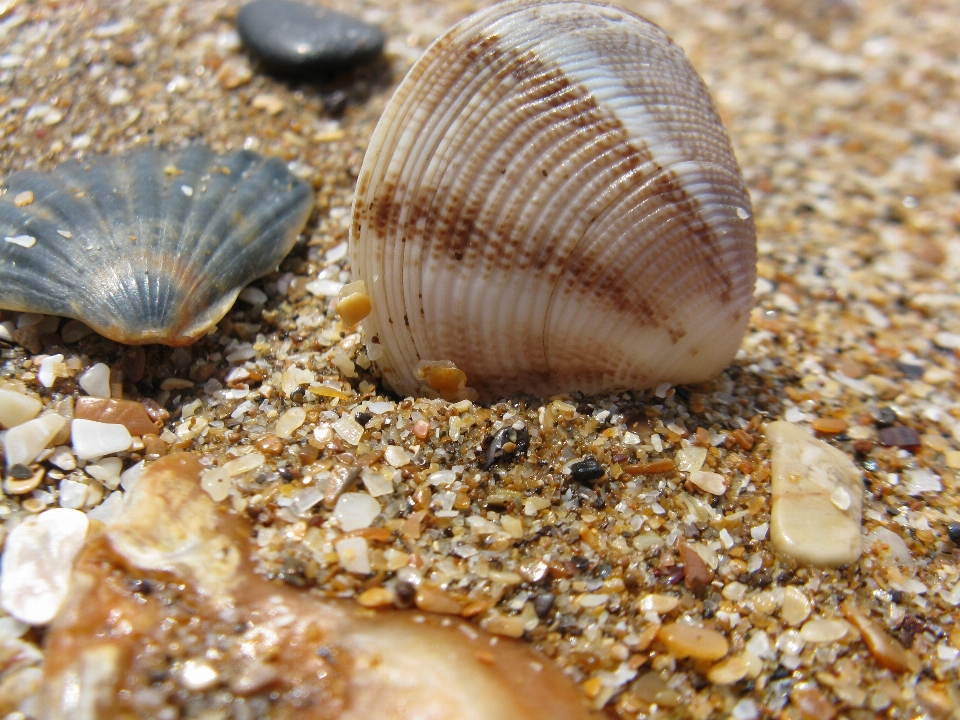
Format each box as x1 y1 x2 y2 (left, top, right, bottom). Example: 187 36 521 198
766 421 863 567
0 387 42 429
3 413 67 468
71 418 132 459
0 508 89 625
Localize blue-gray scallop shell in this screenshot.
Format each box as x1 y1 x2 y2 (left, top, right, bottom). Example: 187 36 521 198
0 145 313 346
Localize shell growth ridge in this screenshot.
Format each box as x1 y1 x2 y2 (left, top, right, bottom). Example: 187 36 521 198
0 144 313 346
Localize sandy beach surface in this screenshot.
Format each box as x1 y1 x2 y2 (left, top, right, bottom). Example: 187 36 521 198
1 0 960 717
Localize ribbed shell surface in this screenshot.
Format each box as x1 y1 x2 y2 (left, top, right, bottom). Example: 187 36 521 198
0 146 313 345
351 0 756 400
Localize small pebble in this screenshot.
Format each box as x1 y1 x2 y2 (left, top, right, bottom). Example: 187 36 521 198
85 457 123 490
3 414 67 468
689 469 727 495
333 492 380 531
780 586 811 626
877 425 921 449
658 622 729 661
334 536 370 574
74 397 156 436
680 543 713 590
707 654 752 685
71 418 132 459
237 0 385 78
567 456 605 484
948 523 960 544
766 421 863 567
384 445 411 468
638 594 680 615
0 508 89 625
811 417 848 434
483 424 530 470
0 387 42 429
791 687 837 720
78 363 111 398
799 618 850 643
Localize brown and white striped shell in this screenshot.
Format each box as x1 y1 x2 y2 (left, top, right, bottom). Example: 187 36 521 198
349 0 756 401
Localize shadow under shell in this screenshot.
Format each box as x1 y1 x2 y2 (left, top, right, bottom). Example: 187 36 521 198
0 145 313 346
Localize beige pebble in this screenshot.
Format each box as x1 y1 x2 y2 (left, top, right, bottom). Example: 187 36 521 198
216 59 252 89
780 586 811 626
638 593 680 614
415 584 463 615
337 281 372 327
480 610 526 638
252 93 285 115
944 450 960 470
356 587 396 608
689 469 727 495
707 654 751 685
799 618 850 643
791 686 837 720
14 190 34 207
766 421 863 567
658 622 729 661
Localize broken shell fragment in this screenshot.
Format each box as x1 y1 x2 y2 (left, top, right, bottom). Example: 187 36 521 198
350 0 756 400
0 145 313 346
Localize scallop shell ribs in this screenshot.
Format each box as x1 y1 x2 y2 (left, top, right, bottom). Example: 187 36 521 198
350 0 757 401
0 145 313 346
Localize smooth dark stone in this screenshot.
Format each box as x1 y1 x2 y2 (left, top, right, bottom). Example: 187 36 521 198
872 406 898 427
569 456 605 484
877 424 921 449
948 523 960 544
482 425 529 470
238 0 385 78
533 593 555 618
895 361 924 379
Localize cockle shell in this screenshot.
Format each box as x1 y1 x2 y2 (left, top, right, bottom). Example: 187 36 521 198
350 0 756 401
0 145 313 346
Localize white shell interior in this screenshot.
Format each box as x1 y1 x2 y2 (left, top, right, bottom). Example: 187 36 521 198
351 0 757 400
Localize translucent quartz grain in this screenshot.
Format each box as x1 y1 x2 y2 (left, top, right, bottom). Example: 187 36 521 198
766 421 863 567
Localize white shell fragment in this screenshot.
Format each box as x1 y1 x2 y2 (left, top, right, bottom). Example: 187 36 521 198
350 0 756 400
0 508 89 625
3 413 67 468
0 386 42 429
0 145 313 346
766 421 863 567
71 418 132 459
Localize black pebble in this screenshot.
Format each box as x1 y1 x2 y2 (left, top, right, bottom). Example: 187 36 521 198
948 523 960 544
355 411 372 427
569 456 605 484
571 555 590 571
237 0 385 79
394 580 416 606
873 406 898 427
533 592 555 618
8 464 32 479
770 665 792 680
482 425 529 470
895 361 925 379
